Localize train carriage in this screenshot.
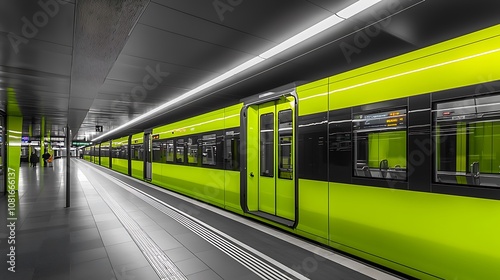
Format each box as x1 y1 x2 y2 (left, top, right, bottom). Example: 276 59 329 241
88 25 500 279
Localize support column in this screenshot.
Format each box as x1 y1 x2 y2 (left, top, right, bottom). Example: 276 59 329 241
66 125 71 208
40 117 45 166
28 123 32 161
47 127 52 159
7 116 23 191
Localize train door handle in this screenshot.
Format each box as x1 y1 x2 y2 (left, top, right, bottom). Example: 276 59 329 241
250 172 254 177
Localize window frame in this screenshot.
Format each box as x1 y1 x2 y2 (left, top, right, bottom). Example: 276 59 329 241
352 107 408 182
433 94 500 189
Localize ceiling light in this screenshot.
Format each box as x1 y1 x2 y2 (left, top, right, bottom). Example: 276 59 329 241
337 0 382 19
259 15 344 59
93 0 381 142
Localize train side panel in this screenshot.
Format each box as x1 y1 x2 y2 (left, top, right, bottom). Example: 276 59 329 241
87 25 500 280
111 136 129 175
223 104 243 212
324 24 500 279
329 24 500 111
131 132 144 179
329 183 500 279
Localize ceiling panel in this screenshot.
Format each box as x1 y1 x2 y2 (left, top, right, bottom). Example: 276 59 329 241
0 0 74 137
139 2 274 55
122 24 255 73
306 0 357 12
151 0 334 42
0 0 75 47
379 0 500 48
0 0 498 141
67 0 150 135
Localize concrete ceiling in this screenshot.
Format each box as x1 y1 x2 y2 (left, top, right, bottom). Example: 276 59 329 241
0 0 499 141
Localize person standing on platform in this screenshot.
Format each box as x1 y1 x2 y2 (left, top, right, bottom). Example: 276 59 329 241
47 154 54 167
42 151 51 167
30 152 39 168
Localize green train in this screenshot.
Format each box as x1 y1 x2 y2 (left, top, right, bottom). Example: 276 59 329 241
84 24 500 279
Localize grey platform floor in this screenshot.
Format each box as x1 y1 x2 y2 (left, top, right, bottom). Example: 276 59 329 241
0 158 403 280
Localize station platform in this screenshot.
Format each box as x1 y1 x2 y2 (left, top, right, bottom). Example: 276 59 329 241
0 158 405 280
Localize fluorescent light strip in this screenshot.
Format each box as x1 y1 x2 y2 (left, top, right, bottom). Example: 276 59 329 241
93 0 380 142
328 48 500 95
337 0 382 19
258 15 344 59
259 0 382 59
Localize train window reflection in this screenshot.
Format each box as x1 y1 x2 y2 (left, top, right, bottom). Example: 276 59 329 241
278 110 293 180
187 137 199 165
166 140 174 162
202 134 216 166
176 139 185 163
260 113 274 177
224 130 240 171
353 108 407 180
434 95 500 188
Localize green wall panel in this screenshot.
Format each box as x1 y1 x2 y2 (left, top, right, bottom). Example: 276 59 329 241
7 116 22 191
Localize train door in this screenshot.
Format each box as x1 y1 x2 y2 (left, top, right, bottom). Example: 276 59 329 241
144 132 152 181
241 91 297 227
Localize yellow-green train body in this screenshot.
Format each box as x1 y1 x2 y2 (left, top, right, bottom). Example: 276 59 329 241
84 24 500 279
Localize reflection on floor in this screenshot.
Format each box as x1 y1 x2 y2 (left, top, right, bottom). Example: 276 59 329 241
0 158 401 280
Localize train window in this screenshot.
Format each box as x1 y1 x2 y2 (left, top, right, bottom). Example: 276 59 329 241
260 113 274 177
202 134 216 166
131 144 143 160
434 95 500 188
278 110 293 180
176 139 185 163
353 108 407 180
112 146 119 158
166 140 174 162
152 140 165 163
224 129 240 171
101 145 110 157
120 145 128 159
112 144 128 159
187 137 199 165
